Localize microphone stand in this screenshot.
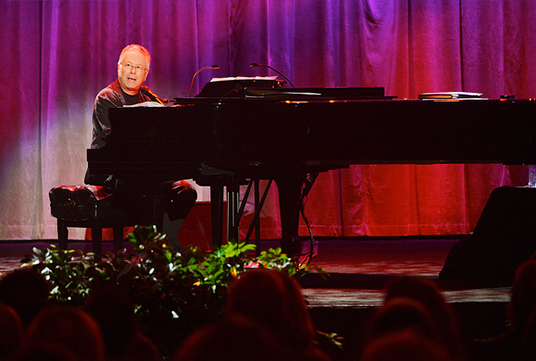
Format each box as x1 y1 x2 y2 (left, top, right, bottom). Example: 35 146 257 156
189 65 220 96
141 86 168 105
250 63 295 88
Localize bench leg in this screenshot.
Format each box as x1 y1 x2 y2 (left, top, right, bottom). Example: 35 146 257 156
113 227 124 252
91 226 102 255
57 219 68 250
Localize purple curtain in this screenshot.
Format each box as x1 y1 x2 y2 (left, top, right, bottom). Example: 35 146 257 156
1 0 534 240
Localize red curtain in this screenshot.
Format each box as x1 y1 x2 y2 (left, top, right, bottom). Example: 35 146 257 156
0 0 534 240
238 165 527 240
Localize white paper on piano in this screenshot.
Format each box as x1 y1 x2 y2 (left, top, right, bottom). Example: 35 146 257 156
209 76 278 82
418 92 483 99
244 89 322 98
124 101 165 107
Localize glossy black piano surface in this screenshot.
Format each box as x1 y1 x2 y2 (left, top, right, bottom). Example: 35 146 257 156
87 98 536 177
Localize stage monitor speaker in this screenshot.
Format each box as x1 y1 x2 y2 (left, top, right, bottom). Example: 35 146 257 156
440 186 536 287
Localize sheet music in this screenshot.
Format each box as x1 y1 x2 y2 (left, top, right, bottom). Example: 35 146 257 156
124 101 165 107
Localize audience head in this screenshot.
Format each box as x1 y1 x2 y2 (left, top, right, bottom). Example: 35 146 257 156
0 268 50 327
0 302 24 360
361 328 453 361
384 276 457 332
274 270 318 350
383 275 466 359
84 283 137 358
509 258 536 331
225 268 327 359
26 305 105 361
226 268 289 341
173 314 279 361
85 283 159 361
364 296 442 344
13 343 78 361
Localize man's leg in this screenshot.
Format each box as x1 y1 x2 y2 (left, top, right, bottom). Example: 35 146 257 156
162 213 185 251
158 180 197 252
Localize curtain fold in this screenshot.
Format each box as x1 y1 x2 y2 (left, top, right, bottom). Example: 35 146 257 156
0 1 42 238
0 0 533 241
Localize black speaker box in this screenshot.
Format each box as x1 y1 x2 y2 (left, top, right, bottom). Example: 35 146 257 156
440 186 536 287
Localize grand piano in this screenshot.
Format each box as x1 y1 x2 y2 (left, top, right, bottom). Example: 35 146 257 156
86 83 536 255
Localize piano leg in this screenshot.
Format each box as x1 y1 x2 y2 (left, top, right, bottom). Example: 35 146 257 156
207 175 244 249
226 178 241 243
208 173 304 256
276 174 304 256
210 183 225 248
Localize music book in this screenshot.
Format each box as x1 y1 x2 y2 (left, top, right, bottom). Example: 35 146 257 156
419 92 483 99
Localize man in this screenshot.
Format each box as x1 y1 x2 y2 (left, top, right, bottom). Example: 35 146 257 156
85 44 197 250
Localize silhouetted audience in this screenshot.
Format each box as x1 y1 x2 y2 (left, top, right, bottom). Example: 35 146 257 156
356 296 444 358
365 297 441 340
173 314 281 361
225 268 331 361
383 275 467 360
469 258 536 361
522 307 536 361
0 302 24 360
274 270 326 357
26 305 106 361
0 268 50 328
12 256 536 361
353 274 472 361
13 343 78 361
360 328 453 361
508 258 536 341
84 283 159 361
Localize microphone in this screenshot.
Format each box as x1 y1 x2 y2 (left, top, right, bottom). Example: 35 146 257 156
141 86 168 105
189 64 220 96
250 63 295 88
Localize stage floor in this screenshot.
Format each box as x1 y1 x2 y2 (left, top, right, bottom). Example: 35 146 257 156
302 237 510 307
0 236 511 308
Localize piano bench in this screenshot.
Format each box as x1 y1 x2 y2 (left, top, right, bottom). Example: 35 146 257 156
49 185 140 254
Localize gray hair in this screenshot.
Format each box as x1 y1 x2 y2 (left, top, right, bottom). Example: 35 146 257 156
118 44 151 71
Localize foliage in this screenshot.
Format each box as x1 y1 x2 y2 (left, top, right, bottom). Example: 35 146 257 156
23 225 315 357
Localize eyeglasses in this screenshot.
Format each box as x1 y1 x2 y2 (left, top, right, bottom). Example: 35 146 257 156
120 62 147 72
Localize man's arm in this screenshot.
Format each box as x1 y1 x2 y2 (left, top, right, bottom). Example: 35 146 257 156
91 90 123 149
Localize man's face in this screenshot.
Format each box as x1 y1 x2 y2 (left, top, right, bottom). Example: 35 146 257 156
117 50 149 95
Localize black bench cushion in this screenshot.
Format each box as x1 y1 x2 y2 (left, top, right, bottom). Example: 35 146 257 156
49 185 127 222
